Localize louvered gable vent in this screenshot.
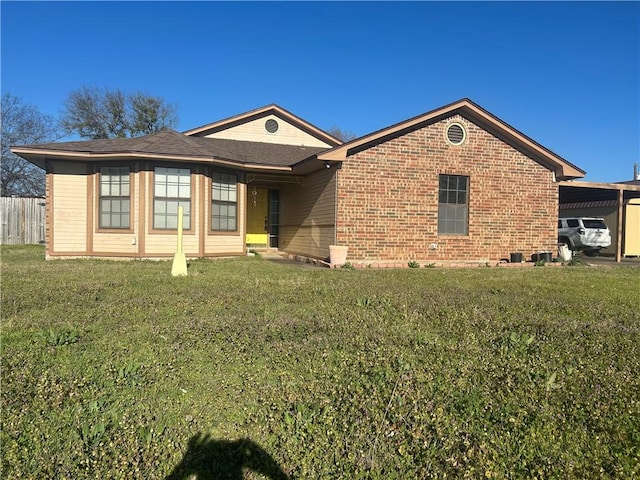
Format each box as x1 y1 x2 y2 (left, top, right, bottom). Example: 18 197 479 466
446 123 465 145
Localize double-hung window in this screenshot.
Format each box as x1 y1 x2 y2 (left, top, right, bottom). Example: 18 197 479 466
438 174 469 235
154 167 191 229
99 166 130 229
212 172 237 231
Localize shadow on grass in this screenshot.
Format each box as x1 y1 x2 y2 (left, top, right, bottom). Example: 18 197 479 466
165 433 289 480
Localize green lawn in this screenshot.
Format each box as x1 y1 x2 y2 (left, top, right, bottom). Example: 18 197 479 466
1 245 639 479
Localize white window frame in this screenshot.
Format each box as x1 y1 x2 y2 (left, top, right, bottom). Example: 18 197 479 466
153 167 191 230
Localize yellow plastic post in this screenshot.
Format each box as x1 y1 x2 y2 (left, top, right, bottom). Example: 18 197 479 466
171 206 188 277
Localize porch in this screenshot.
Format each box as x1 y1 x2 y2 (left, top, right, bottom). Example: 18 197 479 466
243 168 337 260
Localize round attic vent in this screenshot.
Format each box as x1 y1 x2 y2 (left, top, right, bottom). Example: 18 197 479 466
446 123 466 145
265 119 279 133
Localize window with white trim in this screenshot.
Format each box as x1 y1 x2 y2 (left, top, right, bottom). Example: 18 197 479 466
212 172 237 231
99 166 130 229
438 174 469 235
153 167 191 229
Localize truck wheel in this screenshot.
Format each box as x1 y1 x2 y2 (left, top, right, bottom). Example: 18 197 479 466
584 249 600 257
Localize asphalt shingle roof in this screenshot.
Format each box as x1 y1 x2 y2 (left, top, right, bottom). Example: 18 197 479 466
19 129 327 167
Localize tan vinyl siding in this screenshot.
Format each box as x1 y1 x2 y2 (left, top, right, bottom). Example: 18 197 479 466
203 235 244 255
144 233 200 255
279 168 336 259
204 114 332 148
50 164 249 258
51 163 88 252
92 233 140 254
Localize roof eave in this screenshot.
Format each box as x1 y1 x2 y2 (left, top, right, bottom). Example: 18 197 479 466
558 180 640 192
183 104 342 147
10 148 293 173
318 99 585 179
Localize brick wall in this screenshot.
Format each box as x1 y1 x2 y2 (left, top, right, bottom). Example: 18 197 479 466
336 115 559 261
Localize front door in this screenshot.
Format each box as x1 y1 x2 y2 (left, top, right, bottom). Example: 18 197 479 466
246 187 269 247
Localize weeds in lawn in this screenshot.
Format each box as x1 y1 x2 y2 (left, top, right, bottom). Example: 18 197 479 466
567 256 588 267
80 419 110 448
39 326 80 346
356 296 374 308
2 245 639 479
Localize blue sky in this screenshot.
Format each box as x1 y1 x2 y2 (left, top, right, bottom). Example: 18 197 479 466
2 1 638 182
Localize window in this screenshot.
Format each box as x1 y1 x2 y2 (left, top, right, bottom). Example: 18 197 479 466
438 174 469 235
154 167 191 229
212 172 237 231
583 219 607 229
99 166 130 229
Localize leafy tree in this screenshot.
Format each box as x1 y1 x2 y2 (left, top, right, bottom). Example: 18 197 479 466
327 126 358 142
1 93 61 196
61 86 178 139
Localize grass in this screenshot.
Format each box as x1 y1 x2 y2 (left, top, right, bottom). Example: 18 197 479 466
1 245 639 479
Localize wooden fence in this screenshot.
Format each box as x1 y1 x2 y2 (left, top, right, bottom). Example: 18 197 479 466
0 197 46 245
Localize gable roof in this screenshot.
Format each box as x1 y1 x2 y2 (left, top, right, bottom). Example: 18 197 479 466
11 129 326 172
183 104 343 147
12 99 587 179
317 98 585 180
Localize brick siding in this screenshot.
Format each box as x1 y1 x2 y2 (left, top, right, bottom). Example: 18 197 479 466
336 115 559 261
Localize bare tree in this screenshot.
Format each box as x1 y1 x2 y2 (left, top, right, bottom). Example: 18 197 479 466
61 86 178 139
327 126 358 142
129 92 177 136
1 93 61 196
